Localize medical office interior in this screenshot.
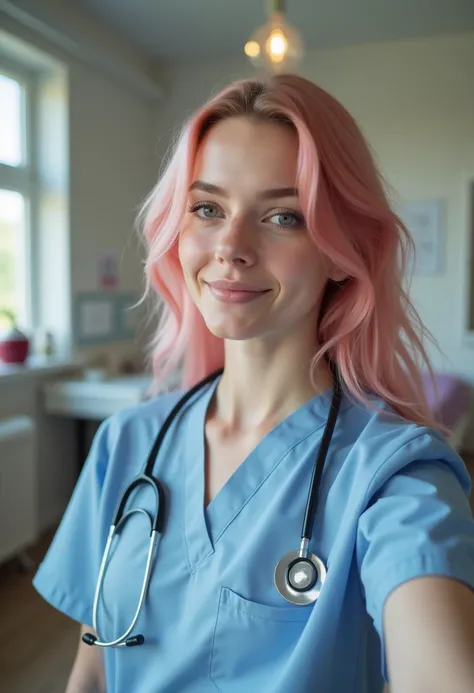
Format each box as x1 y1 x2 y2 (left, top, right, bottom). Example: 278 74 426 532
0 0 474 691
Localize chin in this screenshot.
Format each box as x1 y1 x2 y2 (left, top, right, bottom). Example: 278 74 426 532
204 317 263 341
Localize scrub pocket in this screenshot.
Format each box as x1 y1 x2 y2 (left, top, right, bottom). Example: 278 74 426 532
209 586 311 692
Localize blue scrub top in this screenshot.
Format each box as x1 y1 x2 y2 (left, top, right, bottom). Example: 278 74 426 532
34 376 474 693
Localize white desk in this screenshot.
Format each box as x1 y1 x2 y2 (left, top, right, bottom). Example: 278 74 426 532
43 375 153 420
43 374 155 471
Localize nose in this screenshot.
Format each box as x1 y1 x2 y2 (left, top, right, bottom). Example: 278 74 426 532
214 217 256 268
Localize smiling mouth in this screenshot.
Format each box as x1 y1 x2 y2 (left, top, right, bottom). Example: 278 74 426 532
206 284 271 304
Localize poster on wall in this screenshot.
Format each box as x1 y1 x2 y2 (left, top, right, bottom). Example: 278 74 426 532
399 199 446 276
98 252 119 289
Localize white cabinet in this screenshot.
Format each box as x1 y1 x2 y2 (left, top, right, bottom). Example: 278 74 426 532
0 417 36 563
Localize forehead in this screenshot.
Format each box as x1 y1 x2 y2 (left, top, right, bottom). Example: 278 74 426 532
192 117 299 189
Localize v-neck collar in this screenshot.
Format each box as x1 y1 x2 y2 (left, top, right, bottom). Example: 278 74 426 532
183 374 342 573
183 376 220 572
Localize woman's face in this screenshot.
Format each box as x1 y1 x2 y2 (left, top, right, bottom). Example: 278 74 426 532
179 116 330 343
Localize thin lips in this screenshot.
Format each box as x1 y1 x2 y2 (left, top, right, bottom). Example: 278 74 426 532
207 280 268 292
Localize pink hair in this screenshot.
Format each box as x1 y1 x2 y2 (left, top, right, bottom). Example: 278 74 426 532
138 74 443 432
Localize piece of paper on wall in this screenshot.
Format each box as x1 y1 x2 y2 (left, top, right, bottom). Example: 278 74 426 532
80 300 113 337
399 200 445 275
98 252 119 289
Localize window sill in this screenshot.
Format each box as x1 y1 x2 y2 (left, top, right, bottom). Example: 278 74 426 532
0 356 82 384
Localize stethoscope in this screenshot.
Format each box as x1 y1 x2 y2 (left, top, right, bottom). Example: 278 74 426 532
82 366 342 648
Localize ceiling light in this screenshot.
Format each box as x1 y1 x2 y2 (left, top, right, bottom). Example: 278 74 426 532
244 0 304 73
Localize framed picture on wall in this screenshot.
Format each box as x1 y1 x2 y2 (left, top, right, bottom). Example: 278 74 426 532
464 179 474 343
399 199 446 276
74 291 141 346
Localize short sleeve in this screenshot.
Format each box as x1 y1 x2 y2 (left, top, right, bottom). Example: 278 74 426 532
33 418 110 626
356 454 474 680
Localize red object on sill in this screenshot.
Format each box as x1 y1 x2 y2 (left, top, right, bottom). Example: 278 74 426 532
0 327 30 364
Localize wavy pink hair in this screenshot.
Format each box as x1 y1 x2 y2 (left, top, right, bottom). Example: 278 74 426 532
138 74 442 431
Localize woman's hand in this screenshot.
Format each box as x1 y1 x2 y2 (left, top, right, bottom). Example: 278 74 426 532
65 625 106 693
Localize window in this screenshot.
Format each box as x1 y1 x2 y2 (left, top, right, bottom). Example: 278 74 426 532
0 66 35 332
0 73 24 166
0 190 27 328
0 33 70 360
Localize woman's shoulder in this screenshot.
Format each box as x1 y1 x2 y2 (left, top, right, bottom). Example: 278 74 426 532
341 388 445 447
339 391 469 500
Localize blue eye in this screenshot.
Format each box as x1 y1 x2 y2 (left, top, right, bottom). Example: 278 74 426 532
187 202 221 219
268 211 304 228
198 205 219 218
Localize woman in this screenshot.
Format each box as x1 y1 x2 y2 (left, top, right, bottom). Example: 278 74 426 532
34 75 474 693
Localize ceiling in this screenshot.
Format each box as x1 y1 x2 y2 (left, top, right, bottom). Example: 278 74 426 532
72 0 474 63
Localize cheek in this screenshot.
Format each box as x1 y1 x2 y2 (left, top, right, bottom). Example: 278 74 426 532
178 229 209 278
274 246 326 292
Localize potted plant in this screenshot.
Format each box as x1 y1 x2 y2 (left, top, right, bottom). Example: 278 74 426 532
0 309 30 364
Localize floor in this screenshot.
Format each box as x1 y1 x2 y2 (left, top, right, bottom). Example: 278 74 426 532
0 532 78 693
1 455 473 693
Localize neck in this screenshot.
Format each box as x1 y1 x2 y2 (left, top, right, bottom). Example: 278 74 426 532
212 332 334 433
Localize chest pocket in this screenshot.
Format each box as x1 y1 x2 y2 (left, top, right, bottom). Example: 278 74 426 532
209 587 312 692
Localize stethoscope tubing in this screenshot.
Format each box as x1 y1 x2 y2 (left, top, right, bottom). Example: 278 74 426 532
83 363 342 646
143 369 224 478
90 525 159 647
300 372 341 544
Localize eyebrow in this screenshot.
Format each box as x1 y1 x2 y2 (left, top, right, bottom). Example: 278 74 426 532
188 180 298 200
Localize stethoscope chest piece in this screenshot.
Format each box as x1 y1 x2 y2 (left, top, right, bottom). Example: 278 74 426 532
274 550 327 605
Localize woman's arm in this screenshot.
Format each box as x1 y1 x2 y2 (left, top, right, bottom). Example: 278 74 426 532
65 625 106 693
384 576 474 693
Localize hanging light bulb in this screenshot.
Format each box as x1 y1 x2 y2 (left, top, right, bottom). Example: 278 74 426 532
244 0 304 73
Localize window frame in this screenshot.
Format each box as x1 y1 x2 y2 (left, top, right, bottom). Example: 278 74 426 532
0 55 39 331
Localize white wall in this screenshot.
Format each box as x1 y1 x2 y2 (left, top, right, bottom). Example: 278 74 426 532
64 57 158 372
155 32 474 386
68 61 154 295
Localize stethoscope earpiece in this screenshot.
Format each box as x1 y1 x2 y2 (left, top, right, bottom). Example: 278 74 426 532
83 631 145 648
